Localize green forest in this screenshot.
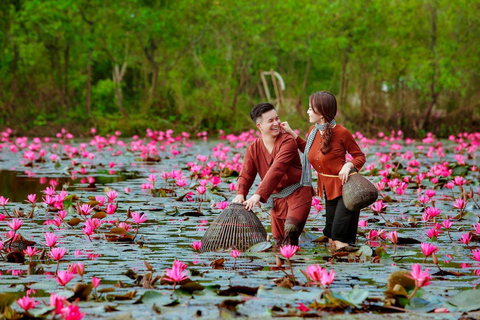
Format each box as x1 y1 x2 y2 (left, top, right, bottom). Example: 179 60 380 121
1 0 479 137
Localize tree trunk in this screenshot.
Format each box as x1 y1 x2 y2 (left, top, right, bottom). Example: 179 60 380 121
339 52 349 106
113 62 128 116
64 40 70 110
296 58 311 112
420 0 438 130
85 47 92 114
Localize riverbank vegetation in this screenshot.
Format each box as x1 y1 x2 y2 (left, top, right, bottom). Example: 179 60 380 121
1 0 479 136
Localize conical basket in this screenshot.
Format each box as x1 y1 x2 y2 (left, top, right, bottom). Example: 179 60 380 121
200 203 267 252
342 172 378 211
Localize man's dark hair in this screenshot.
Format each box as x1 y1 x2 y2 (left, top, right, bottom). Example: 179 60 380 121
250 103 275 124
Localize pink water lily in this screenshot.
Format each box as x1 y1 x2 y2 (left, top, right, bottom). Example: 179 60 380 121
16 295 40 312
370 200 387 213
49 293 66 315
426 228 440 239
306 264 324 284
7 218 23 231
61 303 86 320
164 260 189 290
191 241 202 251
78 204 93 216
24 247 41 260
420 243 438 262
56 270 74 287
132 212 147 224
49 247 67 261
106 190 118 202
230 249 241 259
91 277 101 288
442 220 453 229
26 194 37 204
280 245 299 259
453 198 467 210
408 263 432 295
460 233 472 246
424 207 441 219
196 186 206 195
0 196 9 206
320 268 335 288
472 249 480 262
280 245 299 285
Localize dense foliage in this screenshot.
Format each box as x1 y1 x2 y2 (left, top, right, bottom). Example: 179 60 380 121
1 0 479 136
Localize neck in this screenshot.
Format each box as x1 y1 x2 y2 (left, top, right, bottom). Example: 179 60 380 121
262 133 277 144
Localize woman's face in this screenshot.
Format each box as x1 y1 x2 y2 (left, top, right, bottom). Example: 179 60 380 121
307 103 324 124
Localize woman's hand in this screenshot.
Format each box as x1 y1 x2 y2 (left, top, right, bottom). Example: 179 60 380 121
280 122 298 139
243 194 261 211
232 194 245 203
338 162 354 185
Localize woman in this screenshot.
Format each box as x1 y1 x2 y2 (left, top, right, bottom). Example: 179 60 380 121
281 91 365 251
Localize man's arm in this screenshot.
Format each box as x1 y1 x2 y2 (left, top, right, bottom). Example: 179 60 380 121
233 145 257 203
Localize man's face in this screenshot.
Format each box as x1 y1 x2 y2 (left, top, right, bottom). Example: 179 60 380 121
256 109 281 137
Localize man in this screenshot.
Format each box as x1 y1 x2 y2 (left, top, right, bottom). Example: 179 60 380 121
232 103 313 245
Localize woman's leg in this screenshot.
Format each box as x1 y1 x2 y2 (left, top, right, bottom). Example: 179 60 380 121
323 196 339 240
331 196 360 247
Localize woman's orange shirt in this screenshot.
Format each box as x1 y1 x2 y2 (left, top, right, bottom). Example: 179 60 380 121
296 125 365 200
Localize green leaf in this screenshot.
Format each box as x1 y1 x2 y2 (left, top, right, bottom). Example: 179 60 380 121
447 289 480 311
0 292 24 313
452 166 468 176
139 291 176 306
345 285 369 308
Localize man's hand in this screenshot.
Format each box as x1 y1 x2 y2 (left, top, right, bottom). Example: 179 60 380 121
232 194 245 203
338 162 354 185
243 194 261 211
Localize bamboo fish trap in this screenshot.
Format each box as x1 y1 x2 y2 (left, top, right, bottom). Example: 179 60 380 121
200 203 267 252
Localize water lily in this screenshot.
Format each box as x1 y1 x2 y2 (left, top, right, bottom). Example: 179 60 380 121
280 245 299 285
191 241 202 252
164 260 189 290
56 270 74 287
16 295 39 313
407 263 432 299
420 243 438 262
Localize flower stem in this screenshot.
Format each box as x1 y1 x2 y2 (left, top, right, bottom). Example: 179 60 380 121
134 223 139 240
3 206 11 218
287 258 296 285
408 286 420 300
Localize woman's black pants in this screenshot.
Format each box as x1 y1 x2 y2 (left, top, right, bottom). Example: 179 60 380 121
323 196 360 244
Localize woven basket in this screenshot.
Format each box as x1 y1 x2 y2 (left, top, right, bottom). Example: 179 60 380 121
342 172 378 211
200 203 267 252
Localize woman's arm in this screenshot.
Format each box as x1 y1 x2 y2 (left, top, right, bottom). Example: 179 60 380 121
338 129 366 184
281 121 308 153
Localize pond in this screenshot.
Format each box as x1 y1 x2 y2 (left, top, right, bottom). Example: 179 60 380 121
0 129 479 319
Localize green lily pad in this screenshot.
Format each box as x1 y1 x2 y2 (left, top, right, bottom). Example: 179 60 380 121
139 291 176 306
447 289 480 311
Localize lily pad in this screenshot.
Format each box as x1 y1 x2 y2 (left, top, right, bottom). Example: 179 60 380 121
139 291 177 306
248 241 272 252
447 289 480 311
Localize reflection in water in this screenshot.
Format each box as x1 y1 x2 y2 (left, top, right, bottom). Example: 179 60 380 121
0 171 139 202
